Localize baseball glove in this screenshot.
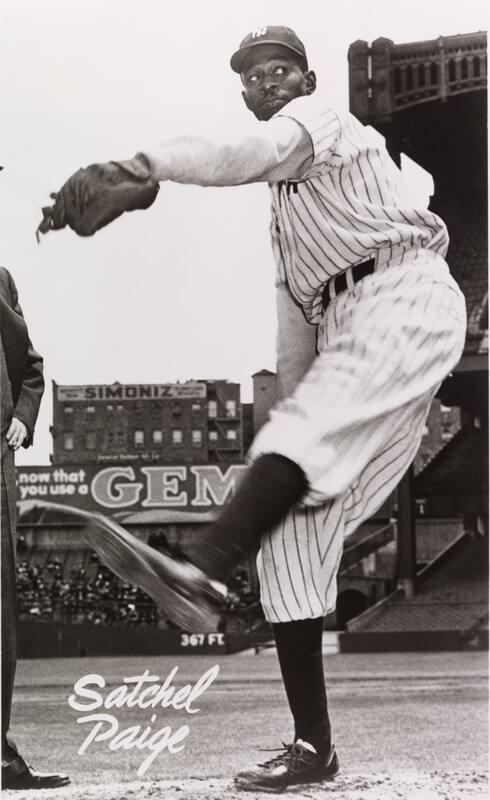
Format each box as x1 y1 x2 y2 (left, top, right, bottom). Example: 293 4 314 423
36 155 159 241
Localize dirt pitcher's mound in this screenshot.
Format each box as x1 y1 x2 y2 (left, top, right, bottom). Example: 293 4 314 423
2 771 488 799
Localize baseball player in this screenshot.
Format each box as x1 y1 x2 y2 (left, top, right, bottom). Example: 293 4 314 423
37 26 466 793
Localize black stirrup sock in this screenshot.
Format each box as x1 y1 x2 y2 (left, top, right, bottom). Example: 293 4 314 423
191 453 307 582
272 617 332 755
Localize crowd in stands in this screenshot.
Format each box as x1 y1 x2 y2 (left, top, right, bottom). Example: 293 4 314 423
16 531 263 631
221 565 263 632
16 556 159 626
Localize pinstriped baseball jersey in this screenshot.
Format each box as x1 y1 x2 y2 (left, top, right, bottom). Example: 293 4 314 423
269 93 450 323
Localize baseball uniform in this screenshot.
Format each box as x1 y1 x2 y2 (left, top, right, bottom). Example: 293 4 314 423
141 91 465 622
246 94 466 621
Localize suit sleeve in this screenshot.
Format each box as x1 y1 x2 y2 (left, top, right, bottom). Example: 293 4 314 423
7 272 44 447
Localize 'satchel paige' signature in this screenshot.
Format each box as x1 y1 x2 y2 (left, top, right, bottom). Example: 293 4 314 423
68 665 219 776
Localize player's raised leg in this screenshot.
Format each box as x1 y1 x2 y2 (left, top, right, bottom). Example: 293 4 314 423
146 253 467 622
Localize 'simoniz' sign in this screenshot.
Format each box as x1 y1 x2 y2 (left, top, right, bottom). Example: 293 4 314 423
56 383 207 402
16 464 247 513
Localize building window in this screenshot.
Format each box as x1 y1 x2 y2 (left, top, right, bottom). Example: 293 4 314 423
63 433 74 450
134 430 145 446
416 498 427 515
152 430 163 445
116 430 126 446
172 403 181 416
172 430 183 445
192 430 203 447
64 406 73 415
441 422 453 441
107 404 113 412
209 431 218 442
192 403 202 413
86 405 95 414
208 400 217 418
117 404 124 412
226 429 237 441
225 400 236 417
86 432 97 450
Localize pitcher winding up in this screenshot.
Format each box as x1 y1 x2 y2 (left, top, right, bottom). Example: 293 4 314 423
37 26 466 793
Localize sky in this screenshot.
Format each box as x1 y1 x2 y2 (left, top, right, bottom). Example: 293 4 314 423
1 0 487 465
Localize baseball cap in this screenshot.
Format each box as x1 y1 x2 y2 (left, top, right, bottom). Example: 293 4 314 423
230 26 308 73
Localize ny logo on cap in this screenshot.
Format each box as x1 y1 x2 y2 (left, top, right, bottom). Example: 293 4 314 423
251 26 267 39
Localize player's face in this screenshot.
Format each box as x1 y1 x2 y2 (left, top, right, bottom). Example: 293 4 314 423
241 45 316 121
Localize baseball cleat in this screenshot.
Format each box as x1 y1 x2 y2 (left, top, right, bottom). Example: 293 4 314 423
84 515 227 632
234 740 339 793
20 501 226 632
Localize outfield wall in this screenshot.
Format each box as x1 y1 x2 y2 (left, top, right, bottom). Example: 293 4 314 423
17 620 272 658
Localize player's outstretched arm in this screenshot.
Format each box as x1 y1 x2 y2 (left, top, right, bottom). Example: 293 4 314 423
36 117 312 239
139 116 312 187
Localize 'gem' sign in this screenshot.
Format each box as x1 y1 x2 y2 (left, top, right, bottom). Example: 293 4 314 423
16 464 247 513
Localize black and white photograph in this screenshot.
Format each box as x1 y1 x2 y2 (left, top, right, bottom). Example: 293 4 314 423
0 1 488 798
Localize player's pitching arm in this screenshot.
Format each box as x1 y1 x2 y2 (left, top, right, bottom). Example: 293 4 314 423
36 117 313 239
275 282 318 400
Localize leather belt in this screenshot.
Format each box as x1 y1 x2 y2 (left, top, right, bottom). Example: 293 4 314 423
321 258 376 311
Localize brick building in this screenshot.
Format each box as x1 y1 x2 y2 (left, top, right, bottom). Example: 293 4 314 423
50 379 243 466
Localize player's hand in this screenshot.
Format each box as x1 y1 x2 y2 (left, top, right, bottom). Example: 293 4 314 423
35 156 159 240
6 417 28 450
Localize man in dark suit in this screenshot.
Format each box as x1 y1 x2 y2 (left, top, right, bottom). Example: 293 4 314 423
0 262 69 790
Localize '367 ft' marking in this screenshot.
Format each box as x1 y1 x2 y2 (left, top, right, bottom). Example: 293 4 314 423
180 633 225 647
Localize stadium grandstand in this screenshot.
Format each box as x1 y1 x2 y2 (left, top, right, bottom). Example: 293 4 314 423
340 30 488 652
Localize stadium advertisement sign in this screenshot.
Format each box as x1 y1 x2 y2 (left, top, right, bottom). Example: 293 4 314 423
16 463 247 513
56 382 207 402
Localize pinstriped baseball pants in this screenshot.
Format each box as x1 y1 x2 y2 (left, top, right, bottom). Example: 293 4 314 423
250 252 467 622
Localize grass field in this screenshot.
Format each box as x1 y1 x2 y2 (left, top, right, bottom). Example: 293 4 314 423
5 650 489 799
